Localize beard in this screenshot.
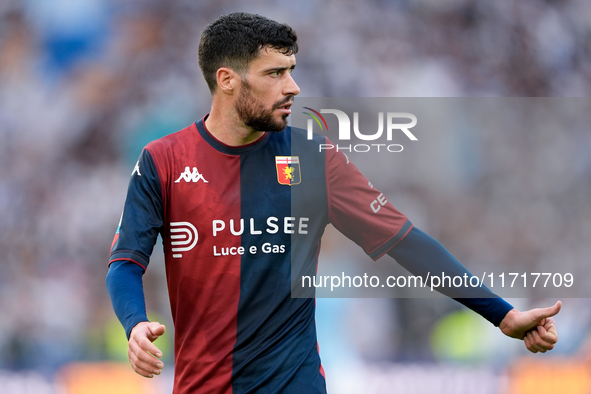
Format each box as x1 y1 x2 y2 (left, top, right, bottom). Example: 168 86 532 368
235 79 292 132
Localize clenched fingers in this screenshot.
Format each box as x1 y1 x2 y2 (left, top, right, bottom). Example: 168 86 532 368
524 328 555 353
538 317 558 344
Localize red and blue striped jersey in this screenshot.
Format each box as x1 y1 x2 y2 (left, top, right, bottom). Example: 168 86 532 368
109 117 412 393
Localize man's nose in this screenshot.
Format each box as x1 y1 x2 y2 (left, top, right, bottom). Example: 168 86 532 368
284 73 300 96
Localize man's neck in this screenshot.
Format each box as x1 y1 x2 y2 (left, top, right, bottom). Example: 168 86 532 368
205 103 265 147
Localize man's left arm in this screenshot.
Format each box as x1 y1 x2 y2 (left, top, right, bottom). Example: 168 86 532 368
387 226 561 353
323 144 560 353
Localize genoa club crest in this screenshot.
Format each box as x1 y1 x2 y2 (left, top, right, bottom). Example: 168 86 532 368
275 156 301 186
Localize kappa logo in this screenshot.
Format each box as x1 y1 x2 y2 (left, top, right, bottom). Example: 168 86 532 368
170 221 198 258
175 166 209 184
132 161 141 176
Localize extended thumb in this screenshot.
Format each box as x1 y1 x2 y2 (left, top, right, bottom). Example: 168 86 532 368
534 300 562 321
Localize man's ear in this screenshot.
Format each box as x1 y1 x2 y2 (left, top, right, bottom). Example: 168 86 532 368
216 67 239 94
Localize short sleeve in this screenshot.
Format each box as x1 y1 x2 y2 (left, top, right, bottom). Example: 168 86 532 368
109 149 164 270
325 140 413 260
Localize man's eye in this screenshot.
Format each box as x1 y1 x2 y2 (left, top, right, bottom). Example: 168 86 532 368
270 71 279 77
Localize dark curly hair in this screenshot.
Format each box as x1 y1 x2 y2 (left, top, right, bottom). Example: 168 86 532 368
198 12 298 94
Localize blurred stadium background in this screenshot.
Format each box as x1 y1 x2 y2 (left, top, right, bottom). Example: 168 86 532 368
1 0 590 393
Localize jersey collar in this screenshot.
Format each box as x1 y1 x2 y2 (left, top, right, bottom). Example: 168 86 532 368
195 115 273 155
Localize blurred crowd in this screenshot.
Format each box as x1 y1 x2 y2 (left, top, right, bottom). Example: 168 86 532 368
0 0 590 387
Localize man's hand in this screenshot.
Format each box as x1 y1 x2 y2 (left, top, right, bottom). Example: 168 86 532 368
128 321 166 378
498 301 561 353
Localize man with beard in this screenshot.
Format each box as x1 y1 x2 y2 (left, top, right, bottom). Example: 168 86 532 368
106 12 561 394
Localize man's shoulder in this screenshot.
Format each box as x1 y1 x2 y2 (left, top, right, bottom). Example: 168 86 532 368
145 123 197 154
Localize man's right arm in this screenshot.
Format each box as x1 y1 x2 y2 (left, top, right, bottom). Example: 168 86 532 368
106 260 166 377
107 148 166 377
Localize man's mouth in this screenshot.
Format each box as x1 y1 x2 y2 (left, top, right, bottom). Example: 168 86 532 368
276 102 293 114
